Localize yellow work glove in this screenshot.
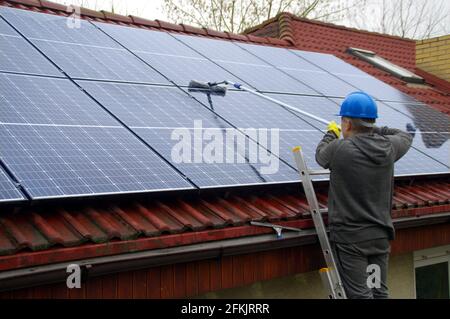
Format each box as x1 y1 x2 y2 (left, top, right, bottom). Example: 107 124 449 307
327 121 341 138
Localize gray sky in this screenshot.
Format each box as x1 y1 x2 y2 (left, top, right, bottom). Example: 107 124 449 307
53 0 166 19
52 0 450 38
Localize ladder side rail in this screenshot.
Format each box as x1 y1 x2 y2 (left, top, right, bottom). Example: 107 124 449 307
293 147 347 299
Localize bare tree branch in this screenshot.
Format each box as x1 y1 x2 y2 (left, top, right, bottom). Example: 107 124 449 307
51 0 450 40
162 0 366 33
351 0 450 39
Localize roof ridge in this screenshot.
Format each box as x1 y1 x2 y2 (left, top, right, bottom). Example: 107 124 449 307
290 14 416 42
243 10 416 43
277 12 296 44
0 0 292 46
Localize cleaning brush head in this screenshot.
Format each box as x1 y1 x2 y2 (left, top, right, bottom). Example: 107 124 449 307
188 80 227 97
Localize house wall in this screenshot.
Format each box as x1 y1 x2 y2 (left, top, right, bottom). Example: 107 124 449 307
416 35 450 82
197 253 415 299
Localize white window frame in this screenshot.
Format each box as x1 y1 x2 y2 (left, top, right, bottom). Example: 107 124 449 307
413 244 450 299
347 47 425 84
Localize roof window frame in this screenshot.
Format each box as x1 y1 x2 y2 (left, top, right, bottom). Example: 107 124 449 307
348 47 425 84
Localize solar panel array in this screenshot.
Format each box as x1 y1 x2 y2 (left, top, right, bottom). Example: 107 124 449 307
0 6 448 203
78 81 299 187
0 73 194 199
0 7 169 84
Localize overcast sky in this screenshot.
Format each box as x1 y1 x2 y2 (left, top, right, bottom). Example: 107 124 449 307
52 0 450 38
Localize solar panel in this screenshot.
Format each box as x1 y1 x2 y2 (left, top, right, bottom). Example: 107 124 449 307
383 102 450 133
176 34 265 65
0 16 16 35
0 124 193 198
77 81 232 128
185 89 328 171
393 145 449 175
134 128 300 187
0 17 62 76
0 166 25 202
339 75 417 103
0 73 193 199
258 94 449 175
331 97 449 170
0 7 169 84
174 34 317 95
77 80 300 187
0 73 119 126
186 90 322 131
236 43 357 97
292 50 368 76
412 133 449 167
94 22 249 87
291 49 417 103
332 98 449 135
94 22 199 57
0 7 109 44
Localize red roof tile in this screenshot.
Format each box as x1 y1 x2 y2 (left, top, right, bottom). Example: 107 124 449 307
79 6 106 19
128 15 160 28
0 180 449 271
100 11 133 24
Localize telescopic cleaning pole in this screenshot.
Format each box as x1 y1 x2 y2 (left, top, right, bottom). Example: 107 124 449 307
187 80 330 125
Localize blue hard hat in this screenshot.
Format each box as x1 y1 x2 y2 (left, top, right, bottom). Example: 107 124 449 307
338 92 378 119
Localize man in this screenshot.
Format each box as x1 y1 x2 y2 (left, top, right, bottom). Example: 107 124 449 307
315 92 413 299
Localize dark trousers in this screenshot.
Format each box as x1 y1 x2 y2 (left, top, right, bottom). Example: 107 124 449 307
330 238 390 299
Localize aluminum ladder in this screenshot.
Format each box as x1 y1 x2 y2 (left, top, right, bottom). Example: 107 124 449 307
292 146 347 299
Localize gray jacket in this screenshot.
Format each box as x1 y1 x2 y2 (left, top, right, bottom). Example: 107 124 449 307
315 127 413 243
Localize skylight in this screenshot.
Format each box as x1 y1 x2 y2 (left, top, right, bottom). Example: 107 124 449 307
348 47 425 84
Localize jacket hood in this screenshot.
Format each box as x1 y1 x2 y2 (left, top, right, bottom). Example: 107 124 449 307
350 133 394 165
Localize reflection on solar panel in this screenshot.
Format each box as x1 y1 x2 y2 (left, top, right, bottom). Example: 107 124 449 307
0 7 169 84
175 34 317 94
78 81 300 187
94 22 252 87
0 166 25 202
383 102 450 133
0 74 193 199
237 43 357 97
190 88 448 175
331 97 449 170
291 49 417 103
0 17 62 76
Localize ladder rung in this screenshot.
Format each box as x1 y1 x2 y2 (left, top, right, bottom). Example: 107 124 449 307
308 169 330 176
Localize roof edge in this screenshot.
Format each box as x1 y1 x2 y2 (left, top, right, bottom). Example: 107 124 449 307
1 212 450 293
0 0 292 46
415 68 450 94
